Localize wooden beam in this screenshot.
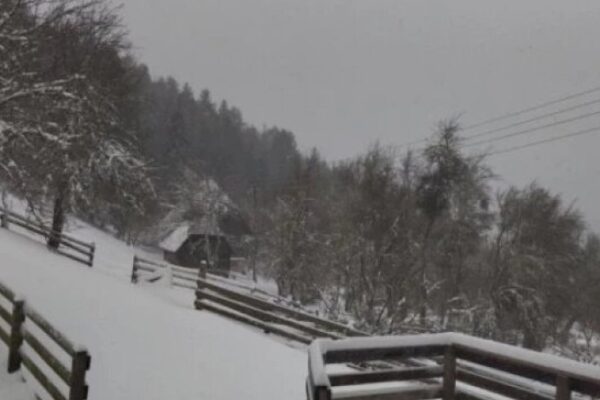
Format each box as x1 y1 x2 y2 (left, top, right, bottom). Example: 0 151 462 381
329 365 443 387
23 330 71 384
25 306 75 357
195 299 312 344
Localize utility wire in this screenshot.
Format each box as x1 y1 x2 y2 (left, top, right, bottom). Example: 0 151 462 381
463 109 600 148
487 126 600 156
395 85 600 149
463 97 600 142
462 85 600 131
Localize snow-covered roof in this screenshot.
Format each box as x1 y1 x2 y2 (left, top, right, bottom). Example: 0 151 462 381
158 215 226 252
159 224 190 252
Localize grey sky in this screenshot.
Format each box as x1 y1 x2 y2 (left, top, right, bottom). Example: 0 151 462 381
122 0 600 229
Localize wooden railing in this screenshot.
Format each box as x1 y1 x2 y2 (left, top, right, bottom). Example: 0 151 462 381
195 277 370 343
307 333 600 400
0 207 95 266
0 280 91 400
131 255 429 344
132 255 365 342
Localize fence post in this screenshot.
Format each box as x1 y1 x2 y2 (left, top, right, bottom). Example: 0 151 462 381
443 345 456 400
7 298 25 373
0 212 8 228
88 244 95 267
130 256 138 283
69 349 91 400
556 375 571 400
195 266 205 310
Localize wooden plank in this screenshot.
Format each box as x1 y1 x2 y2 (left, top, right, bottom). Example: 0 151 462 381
324 344 447 365
134 257 166 268
23 330 71 384
330 383 443 400
135 265 158 273
455 344 556 385
196 279 367 337
6 218 91 265
55 249 90 267
21 352 67 400
329 365 443 386
199 289 340 339
57 240 91 257
0 301 12 324
0 324 9 345
172 271 196 283
456 368 552 400
26 306 75 357
195 299 312 344
3 209 92 250
0 280 15 302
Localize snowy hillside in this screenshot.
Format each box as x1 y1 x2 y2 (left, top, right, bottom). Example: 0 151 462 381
0 222 308 400
0 345 34 400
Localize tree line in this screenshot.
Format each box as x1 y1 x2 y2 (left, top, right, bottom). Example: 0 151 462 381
262 122 600 360
1 0 598 360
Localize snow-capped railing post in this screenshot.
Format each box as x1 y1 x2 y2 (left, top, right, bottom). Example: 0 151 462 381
69 348 91 400
0 210 8 228
131 255 139 283
195 269 205 310
7 297 25 373
88 243 95 267
443 345 456 400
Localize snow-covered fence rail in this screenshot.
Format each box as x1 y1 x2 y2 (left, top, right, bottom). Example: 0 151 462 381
0 280 91 400
306 333 600 400
131 255 267 293
0 207 95 266
195 277 369 343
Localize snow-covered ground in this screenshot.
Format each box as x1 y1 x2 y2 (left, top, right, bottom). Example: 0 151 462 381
0 222 308 400
0 345 35 400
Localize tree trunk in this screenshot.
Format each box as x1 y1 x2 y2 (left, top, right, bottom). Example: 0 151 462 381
419 218 435 325
47 194 65 249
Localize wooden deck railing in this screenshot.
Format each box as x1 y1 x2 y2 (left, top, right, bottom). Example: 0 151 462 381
0 207 95 266
0 280 91 400
307 333 600 400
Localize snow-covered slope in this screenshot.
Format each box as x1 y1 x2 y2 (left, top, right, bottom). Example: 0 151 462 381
0 346 35 400
0 226 308 400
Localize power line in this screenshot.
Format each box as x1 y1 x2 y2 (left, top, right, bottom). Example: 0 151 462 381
462 85 600 131
463 108 600 148
487 126 600 156
463 97 600 142
394 84 600 149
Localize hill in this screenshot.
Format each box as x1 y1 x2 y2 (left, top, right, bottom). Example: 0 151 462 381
0 219 307 400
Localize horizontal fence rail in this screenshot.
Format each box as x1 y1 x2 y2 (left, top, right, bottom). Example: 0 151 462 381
307 333 600 400
0 207 95 267
0 280 91 400
132 256 385 342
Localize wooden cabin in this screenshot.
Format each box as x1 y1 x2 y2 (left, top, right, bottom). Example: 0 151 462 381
159 214 250 276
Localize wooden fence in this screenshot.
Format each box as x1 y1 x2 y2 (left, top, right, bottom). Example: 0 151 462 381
0 280 91 400
131 255 378 343
131 255 430 345
307 332 600 400
0 207 95 267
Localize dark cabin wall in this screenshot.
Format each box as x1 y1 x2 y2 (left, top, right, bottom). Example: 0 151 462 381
166 235 232 275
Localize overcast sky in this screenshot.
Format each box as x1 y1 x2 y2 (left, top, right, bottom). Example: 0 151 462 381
121 0 600 229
